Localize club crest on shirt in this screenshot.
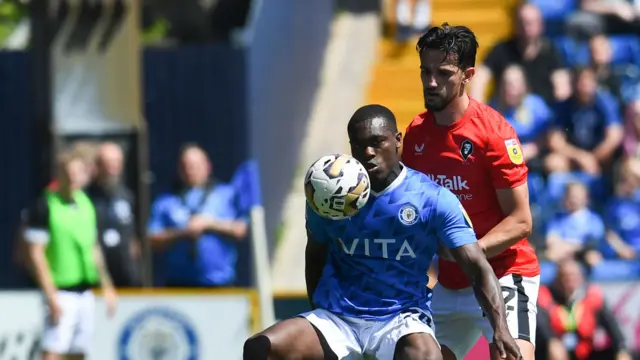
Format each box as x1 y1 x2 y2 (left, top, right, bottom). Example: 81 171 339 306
504 139 524 165
460 139 474 161
398 204 419 226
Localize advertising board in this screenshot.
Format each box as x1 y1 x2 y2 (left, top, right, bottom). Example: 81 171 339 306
0 289 257 360
0 284 636 359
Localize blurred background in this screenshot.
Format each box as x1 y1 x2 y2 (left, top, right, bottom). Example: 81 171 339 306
0 0 638 359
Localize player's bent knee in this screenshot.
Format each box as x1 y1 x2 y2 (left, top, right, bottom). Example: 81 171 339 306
243 335 272 360
394 334 442 360
395 346 443 360
440 345 458 360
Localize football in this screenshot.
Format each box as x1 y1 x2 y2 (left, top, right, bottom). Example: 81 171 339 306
304 154 371 220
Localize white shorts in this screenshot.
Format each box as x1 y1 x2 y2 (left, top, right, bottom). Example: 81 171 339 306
41 290 95 355
301 307 437 360
432 274 540 360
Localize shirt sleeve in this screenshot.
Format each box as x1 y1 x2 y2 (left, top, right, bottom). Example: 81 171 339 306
590 213 606 244
545 216 562 238
534 95 554 134
23 197 50 244
599 92 622 126
305 203 331 243
433 188 478 249
147 198 167 236
484 117 528 189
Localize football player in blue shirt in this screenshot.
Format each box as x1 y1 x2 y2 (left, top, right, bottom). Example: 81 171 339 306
243 104 521 360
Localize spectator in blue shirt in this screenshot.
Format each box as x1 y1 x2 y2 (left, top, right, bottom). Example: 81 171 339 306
490 64 553 163
604 157 640 260
547 66 623 176
147 144 248 287
544 181 605 268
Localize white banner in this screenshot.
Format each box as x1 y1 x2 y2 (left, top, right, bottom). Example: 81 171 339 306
0 290 255 360
599 282 640 351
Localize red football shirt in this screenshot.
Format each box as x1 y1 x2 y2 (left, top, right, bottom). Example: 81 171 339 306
402 98 540 289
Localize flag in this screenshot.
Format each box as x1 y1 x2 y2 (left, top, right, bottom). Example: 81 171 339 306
231 159 262 216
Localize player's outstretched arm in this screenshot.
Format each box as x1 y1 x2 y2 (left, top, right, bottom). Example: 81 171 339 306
304 205 330 309
434 189 522 359
449 243 522 359
305 231 328 309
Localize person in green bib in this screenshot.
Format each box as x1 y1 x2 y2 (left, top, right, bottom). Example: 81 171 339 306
24 151 118 360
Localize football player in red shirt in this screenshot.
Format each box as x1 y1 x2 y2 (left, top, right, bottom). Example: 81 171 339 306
402 24 540 360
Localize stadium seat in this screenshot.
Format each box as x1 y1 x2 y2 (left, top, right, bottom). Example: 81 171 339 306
590 260 640 281
528 0 577 36
545 171 606 207
553 35 640 67
529 0 577 20
540 261 558 284
540 260 640 284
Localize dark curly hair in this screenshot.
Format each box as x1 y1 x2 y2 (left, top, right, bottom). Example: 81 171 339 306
416 23 479 70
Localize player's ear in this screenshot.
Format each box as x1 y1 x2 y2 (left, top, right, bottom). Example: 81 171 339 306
395 132 402 148
462 67 476 85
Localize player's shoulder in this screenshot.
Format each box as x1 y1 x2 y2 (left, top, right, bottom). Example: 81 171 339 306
405 111 430 132
402 168 444 202
404 167 438 189
468 98 519 141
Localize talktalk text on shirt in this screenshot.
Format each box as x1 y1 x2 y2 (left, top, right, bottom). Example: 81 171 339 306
426 174 473 201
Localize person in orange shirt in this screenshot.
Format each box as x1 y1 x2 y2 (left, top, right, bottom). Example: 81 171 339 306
537 259 631 360
402 23 539 360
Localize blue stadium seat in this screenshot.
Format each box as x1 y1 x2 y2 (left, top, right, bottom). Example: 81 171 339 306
528 172 550 243
553 35 640 67
553 37 590 67
529 0 577 20
529 0 577 36
609 36 640 65
540 260 640 284
545 171 605 207
590 260 640 281
540 261 558 284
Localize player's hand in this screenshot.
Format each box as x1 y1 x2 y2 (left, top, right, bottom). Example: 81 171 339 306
104 287 118 318
493 327 522 360
47 296 62 326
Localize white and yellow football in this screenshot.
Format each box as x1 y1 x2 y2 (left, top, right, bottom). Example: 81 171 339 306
304 154 371 220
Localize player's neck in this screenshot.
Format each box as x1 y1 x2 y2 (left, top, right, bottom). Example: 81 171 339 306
372 163 403 193
433 95 470 126
57 187 74 202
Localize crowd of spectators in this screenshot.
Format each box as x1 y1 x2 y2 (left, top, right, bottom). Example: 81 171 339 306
17 141 248 289
472 1 640 284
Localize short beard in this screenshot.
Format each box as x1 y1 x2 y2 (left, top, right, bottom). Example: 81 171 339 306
424 95 450 112
99 175 120 193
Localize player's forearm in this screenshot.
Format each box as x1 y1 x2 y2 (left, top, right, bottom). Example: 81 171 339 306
28 248 57 300
304 245 326 309
478 215 532 258
94 246 115 290
469 261 510 333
